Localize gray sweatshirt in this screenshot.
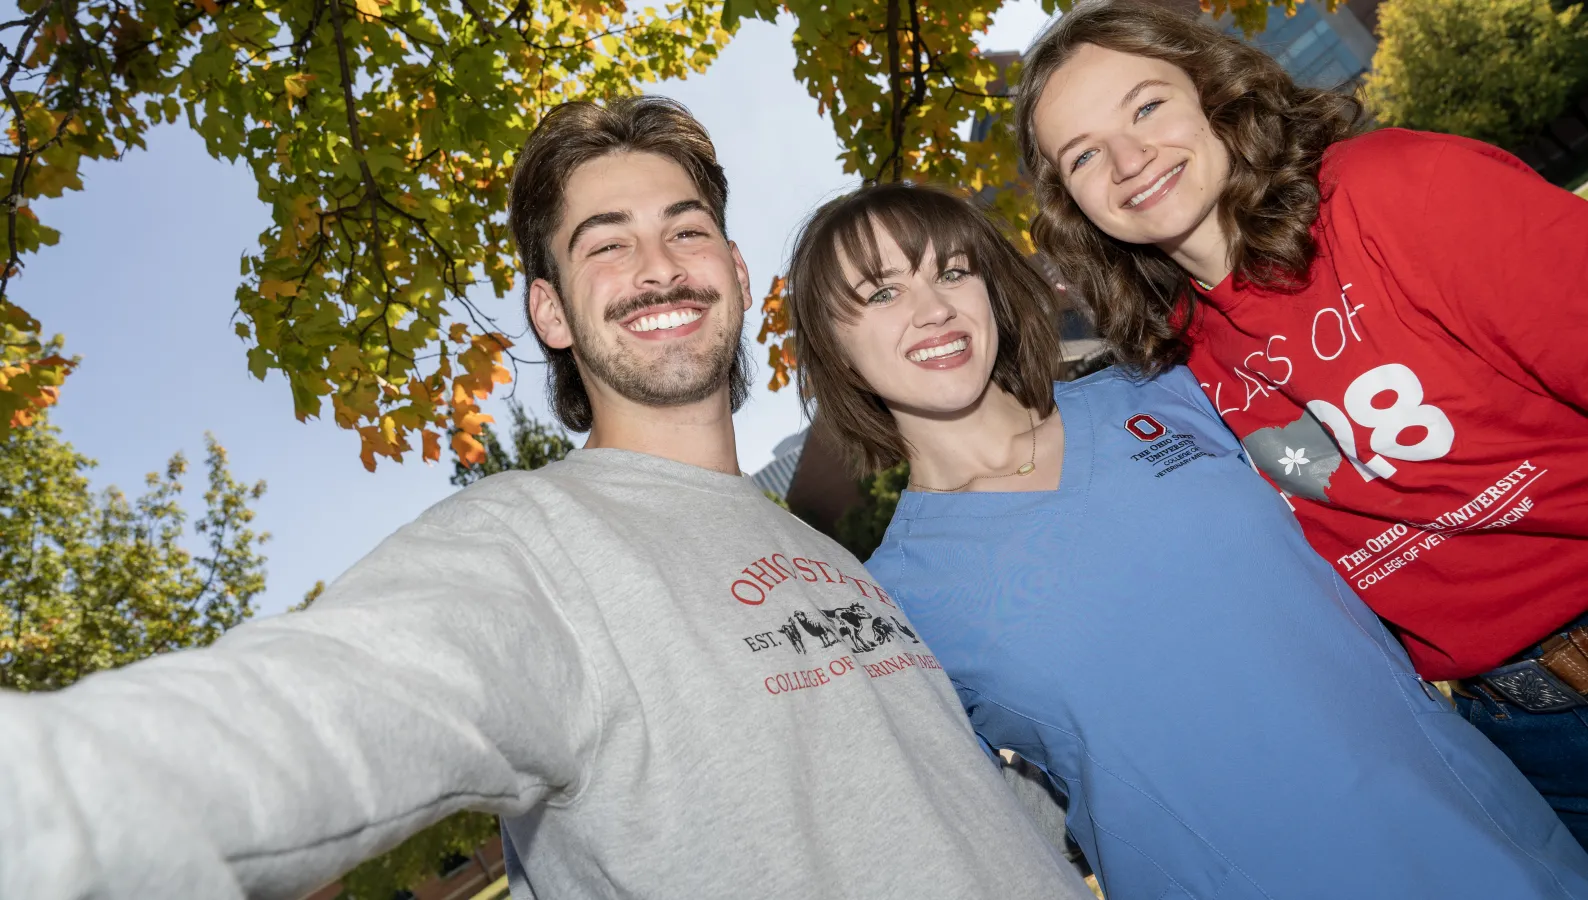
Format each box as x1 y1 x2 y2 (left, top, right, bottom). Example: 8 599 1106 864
0 449 1092 900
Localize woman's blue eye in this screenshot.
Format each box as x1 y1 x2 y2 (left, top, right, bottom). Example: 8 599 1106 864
1070 149 1095 172
1136 99 1163 121
866 287 898 305
940 267 969 283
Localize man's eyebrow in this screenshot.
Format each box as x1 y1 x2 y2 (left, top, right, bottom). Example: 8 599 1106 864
566 210 630 255
664 199 711 219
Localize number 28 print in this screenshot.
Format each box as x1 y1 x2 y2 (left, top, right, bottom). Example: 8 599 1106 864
1235 364 1456 503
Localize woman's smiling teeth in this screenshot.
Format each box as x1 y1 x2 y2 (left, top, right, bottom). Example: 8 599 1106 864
908 338 968 362
1125 162 1185 208
628 309 703 333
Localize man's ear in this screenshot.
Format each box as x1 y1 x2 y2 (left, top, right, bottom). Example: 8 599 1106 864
729 241 753 312
528 278 574 350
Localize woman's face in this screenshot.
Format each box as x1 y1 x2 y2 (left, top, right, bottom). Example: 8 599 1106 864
1032 43 1230 258
833 227 998 418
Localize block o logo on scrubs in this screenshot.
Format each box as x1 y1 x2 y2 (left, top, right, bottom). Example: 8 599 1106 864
1124 414 1167 442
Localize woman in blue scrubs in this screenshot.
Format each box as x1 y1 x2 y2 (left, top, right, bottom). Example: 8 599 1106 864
783 181 1588 899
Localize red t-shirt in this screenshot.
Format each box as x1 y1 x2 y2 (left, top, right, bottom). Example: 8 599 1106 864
1186 128 1588 681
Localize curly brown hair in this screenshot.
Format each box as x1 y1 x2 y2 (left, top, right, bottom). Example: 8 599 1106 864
1014 0 1364 375
787 182 1066 475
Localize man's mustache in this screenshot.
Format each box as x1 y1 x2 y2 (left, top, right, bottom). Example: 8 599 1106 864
605 285 722 324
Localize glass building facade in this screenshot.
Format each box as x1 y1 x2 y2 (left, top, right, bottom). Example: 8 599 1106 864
1221 3 1379 89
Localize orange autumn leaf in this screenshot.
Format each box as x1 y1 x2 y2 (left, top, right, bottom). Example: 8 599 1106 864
756 274 789 343
456 407 493 435
452 430 485 466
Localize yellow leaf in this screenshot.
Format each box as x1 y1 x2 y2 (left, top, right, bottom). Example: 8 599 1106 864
283 73 315 99
355 0 383 19
259 279 300 301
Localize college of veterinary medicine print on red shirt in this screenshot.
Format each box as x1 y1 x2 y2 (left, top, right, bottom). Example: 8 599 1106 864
1185 129 1588 683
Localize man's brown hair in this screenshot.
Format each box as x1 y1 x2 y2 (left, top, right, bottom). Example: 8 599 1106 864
787 182 1066 475
507 96 749 432
1014 0 1364 375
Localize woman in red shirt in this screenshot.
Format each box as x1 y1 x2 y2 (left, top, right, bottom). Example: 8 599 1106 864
1015 0 1588 847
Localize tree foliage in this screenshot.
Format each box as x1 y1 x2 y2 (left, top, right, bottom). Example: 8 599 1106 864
833 460 907 560
0 416 267 692
336 809 500 900
450 396 575 487
1365 0 1588 149
2 0 730 467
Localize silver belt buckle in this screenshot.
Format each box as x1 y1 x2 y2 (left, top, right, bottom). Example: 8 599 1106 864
1481 659 1588 713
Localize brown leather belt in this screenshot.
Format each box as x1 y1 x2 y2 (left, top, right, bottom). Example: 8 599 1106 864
1458 625 1588 713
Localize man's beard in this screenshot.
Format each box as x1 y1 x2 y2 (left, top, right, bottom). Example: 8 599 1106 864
566 283 744 410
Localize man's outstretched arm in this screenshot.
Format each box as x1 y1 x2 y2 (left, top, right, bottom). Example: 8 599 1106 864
0 497 601 900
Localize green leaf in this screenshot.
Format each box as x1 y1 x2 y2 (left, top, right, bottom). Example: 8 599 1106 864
723 0 783 30
0 418 267 693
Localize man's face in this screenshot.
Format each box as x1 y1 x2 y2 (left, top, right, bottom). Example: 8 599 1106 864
529 151 751 415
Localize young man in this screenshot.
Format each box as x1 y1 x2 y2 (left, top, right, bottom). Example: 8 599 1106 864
0 97 1093 900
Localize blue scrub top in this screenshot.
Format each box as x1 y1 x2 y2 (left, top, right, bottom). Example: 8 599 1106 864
868 366 1588 900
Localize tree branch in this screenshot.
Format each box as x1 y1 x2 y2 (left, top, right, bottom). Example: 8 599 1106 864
883 0 902 183
0 0 61 301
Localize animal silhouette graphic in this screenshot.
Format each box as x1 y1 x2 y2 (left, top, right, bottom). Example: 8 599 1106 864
779 609 840 655
821 603 877 653
796 609 840 649
871 616 899 646
778 618 805 654
870 615 922 647
891 617 919 643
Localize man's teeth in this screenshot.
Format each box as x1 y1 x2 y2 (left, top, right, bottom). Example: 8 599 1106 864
1127 163 1185 208
908 338 968 362
629 309 704 333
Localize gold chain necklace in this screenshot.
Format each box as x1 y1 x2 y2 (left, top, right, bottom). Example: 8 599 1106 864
909 409 1038 493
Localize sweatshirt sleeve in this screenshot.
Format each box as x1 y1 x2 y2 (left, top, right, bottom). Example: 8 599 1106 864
0 499 603 900
1347 132 1588 412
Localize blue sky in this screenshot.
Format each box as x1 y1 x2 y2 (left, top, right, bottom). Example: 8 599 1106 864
25 3 1055 618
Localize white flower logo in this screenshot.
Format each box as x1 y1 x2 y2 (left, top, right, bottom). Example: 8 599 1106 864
1278 447 1310 476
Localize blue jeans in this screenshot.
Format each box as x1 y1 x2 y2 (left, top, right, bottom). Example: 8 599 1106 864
1456 615 1588 853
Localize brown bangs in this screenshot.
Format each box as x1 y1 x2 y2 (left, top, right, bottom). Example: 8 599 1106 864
787 182 1068 475
806 195 990 326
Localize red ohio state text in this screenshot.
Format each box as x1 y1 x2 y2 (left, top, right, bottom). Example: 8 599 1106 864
730 553 896 608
